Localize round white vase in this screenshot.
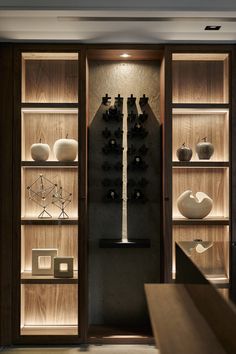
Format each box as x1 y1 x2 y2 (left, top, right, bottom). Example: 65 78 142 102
31 143 50 161
53 138 78 161
177 190 213 219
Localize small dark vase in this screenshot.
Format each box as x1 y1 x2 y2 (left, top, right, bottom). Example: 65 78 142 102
176 143 192 162
196 137 214 160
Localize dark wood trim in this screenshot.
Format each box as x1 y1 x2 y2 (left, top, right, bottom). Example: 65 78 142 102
231 46 236 295
21 103 78 109
172 103 230 109
20 218 78 225
78 47 88 343
21 161 78 167
173 218 229 226
12 44 22 345
172 162 229 168
0 43 13 346
162 46 173 283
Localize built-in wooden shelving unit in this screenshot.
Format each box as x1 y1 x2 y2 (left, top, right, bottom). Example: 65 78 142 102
169 51 230 286
18 51 80 338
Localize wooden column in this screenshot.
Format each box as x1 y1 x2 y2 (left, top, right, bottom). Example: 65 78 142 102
0 44 13 346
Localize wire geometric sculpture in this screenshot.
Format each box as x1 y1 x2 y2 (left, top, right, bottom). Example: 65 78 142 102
27 174 56 218
52 185 72 219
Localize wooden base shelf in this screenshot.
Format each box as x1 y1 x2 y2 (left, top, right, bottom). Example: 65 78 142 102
173 217 229 225
21 325 78 336
172 103 230 110
21 271 78 284
21 161 78 168
21 103 78 110
21 218 78 225
172 162 229 168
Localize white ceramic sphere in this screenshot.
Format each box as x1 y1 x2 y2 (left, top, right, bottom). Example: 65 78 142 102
177 190 213 219
53 138 78 161
31 143 50 161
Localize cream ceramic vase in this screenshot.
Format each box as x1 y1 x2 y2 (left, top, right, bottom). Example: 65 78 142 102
30 141 50 161
53 136 78 161
177 190 213 219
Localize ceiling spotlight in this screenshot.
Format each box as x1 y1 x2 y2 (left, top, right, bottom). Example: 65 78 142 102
120 53 131 58
205 25 221 31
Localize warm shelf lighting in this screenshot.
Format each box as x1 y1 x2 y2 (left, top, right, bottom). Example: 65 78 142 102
120 53 131 58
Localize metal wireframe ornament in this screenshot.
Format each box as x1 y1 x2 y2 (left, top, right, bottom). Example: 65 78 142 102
27 174 56 218
52 185 72 219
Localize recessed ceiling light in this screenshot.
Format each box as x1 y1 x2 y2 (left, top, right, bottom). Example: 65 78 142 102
205 25 221 31
120 53 131 58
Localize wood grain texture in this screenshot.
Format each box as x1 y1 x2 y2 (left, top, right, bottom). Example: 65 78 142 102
21 326 78 336
145 284 226 354
21 284 78 327
173 226 229 279
172 60 228 103
87 49 163 61
172 111 229 161
23 59 78 103
22 168 78 218
172 53 228 61
21 225 78 272
173 168 229 218
22 111 78 161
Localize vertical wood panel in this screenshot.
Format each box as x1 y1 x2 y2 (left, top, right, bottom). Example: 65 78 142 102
22 284 78 326
23 59 78 103
78 47 88 342
0 44 13 346
172 60 227 103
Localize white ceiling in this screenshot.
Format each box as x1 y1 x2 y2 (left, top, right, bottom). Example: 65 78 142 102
1 1 236 42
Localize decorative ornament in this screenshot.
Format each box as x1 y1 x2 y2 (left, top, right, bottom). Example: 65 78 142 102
27 174 56 218
176 143 193 162
196 137 214 160
52 185 72 219
53 134 78 162
30 138 50 161
177 190 213 219
54 256 74 278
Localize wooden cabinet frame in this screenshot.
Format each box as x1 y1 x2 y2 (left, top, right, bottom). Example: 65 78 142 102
0 43 236 346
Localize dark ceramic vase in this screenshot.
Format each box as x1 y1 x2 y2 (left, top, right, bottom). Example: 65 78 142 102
196 137 214 160
176 143 193 162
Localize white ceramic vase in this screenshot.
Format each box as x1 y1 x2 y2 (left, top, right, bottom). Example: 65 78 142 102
30 142 50 161
177 190 213 219
53 137 78 162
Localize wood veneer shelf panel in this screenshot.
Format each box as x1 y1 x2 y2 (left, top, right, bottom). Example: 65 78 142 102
21 167 78 219
172 53 229 61
21 218 78 225
172 168 229 218
22 57 78 103
172 110 229 162
21 224 78 272
172 58 229 103
172 226 229 279
22 53 79 60
21 271 78 284
21 284 78 330
173 218 229 225
21 325 78 336
22 161 78 168
172 162 229 168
